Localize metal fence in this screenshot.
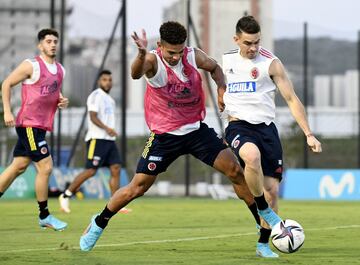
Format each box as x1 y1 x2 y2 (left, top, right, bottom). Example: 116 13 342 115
1 0 360 193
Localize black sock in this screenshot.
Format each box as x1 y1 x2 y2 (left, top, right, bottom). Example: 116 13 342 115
254 194 269 211
258 227 272 243
0 192 3 198
248 202 261 225
38 200 50 219
95 205 116 229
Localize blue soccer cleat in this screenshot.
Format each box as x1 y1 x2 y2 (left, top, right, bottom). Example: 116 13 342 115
256 242 279 258
258 207 282 228
39 214 67 231
80 215 104 251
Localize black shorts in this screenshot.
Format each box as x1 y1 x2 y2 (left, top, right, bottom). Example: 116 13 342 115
13 127 50 162
136 122 227 175
85 139 122 169
225 120 283 180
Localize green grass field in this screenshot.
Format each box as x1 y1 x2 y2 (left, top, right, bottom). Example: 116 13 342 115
0 198 359 265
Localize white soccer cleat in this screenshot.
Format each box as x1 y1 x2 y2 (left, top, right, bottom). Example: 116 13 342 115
59 193 71 213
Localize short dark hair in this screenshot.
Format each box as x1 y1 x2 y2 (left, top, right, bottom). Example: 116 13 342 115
160 21 187 45
236 16 261 34
98 69 112 79
37 28 59 42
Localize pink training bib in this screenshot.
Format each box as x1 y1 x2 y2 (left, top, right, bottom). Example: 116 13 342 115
16 56 63 131
144 47 206 134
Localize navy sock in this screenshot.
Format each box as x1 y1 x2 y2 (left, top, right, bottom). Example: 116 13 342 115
248 202 261 225
254 194 269 211
258 227 272 243
38 200 50 219
95 205 116 229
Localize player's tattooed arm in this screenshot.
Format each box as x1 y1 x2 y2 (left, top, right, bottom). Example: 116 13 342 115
194 48 226 112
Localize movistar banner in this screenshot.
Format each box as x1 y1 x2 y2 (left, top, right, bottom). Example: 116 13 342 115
283 169 360 200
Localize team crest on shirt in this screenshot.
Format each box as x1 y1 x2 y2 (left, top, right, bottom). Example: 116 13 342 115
148 162 157 171
250 67 259 79
40 147 48 155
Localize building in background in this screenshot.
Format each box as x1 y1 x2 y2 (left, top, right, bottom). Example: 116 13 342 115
0 0 72 104
314 70 358 110
163 0 273 64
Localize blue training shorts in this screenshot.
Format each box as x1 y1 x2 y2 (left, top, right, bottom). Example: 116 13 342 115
225 120 283 180
136 122 227 175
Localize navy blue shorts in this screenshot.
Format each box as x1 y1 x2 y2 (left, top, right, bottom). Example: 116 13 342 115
225 120 283 180
13 127 50 162
85 139 122 168
136 123 227 175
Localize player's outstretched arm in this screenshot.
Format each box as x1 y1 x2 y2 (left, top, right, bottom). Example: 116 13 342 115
194 48 226 111
130 29 156 79
1 60 32 127
271 59 322 153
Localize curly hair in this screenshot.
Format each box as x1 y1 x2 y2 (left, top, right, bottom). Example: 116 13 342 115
159 21 187 45
236 16 261 34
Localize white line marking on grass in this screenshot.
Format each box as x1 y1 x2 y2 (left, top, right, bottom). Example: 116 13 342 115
1 224 359 253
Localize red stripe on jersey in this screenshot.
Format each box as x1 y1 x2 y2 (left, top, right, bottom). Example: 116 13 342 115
259 48 274 57
259 49 273 59
259 47 273 56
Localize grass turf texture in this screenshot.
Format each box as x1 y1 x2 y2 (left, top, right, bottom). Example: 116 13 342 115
0 198 359 265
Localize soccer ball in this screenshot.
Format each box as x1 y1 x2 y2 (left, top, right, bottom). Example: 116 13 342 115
271 219 305 253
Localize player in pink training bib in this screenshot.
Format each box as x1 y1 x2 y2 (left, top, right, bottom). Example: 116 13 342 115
0 29 69 231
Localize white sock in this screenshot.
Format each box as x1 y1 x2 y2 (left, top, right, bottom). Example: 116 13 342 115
64 189 73 197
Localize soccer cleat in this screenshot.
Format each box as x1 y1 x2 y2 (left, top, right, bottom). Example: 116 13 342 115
59 194 71 213
256 243 279 258
80 215 104 251
118 207 132 214
258 207 282 228
39 215 67 231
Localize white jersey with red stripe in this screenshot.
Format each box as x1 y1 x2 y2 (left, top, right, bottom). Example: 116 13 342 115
222 46 278 125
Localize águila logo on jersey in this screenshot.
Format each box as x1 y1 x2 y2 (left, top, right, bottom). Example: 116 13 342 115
250 67 259 79
227 82 256 93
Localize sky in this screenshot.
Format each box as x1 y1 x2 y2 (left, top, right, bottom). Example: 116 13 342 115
272 0 360 40
67 0 177 39
67 0 360 41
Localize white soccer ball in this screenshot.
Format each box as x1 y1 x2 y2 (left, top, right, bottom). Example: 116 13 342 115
271 219 305 253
